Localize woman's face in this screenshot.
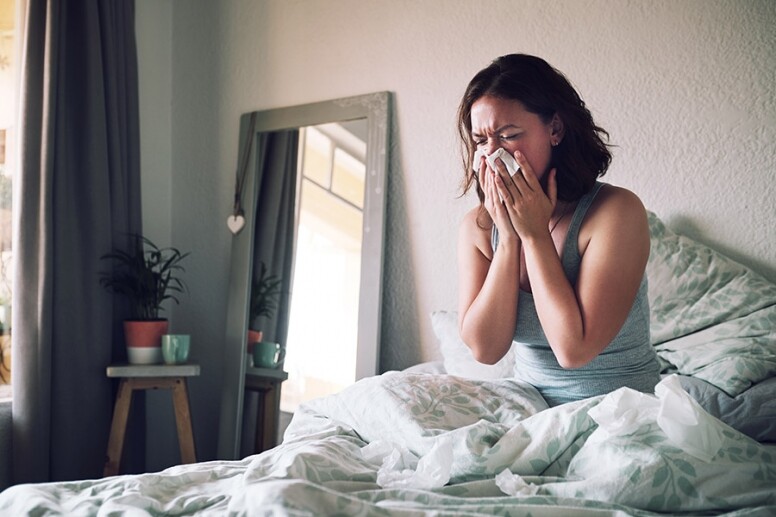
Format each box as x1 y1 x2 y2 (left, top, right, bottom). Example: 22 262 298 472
470 95 558 181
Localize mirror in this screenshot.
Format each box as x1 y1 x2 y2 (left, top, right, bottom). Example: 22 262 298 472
217 92 392 459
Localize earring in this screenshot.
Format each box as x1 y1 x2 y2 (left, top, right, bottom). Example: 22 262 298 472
551 139 559 147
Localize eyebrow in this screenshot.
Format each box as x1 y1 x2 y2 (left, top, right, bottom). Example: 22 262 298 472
471 124 521 137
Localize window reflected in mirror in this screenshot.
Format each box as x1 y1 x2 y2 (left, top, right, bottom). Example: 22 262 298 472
0 0 19 403
280 119 367 413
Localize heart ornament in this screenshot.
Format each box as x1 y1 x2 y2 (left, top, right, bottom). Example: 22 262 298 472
227 214 246 234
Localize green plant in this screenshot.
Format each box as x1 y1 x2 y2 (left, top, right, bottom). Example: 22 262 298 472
250 261 282 326
100 235 189 320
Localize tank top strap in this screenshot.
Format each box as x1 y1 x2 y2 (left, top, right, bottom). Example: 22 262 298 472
565 182 604 241
561 181 605 270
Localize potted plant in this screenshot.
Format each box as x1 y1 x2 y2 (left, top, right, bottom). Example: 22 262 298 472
100 235 189 364
247 261 282 352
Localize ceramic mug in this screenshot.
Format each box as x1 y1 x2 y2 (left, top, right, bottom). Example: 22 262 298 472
252 341 285 369
161 334 191 364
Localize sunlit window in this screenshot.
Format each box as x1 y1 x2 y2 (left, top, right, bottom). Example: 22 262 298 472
280 123 366 413
0 0 18 402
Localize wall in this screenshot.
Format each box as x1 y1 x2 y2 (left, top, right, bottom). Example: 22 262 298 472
137 0 776 466
136 0 178 470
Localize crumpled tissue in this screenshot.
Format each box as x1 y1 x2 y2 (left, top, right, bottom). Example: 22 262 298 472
472 148 520 177
495 469 540 496
588 374 726 462
361 438 453 489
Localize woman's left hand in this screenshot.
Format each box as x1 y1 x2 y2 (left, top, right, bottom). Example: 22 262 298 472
493 151 557 240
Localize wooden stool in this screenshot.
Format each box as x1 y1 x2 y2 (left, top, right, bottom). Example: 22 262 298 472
244 366 288 453
104 363 200 477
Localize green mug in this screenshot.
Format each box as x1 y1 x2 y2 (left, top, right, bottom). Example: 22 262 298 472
252 341 285 369
161 334 190 364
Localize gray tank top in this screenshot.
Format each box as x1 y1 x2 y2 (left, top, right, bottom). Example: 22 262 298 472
491 182 660 406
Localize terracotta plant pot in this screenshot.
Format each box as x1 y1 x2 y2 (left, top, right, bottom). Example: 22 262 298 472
124 320 169 364
247 329 263 354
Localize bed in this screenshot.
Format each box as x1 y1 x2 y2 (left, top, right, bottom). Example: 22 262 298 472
1 211 775 516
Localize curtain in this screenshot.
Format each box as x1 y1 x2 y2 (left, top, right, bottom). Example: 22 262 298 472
240 130 298 458
251 130 299 349
12 0 142 482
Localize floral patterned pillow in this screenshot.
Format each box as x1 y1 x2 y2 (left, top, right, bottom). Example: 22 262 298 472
646 212 776 395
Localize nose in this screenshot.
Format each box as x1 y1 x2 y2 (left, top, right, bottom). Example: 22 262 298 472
483 138 500 155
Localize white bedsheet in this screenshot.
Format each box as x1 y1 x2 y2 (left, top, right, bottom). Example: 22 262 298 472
1 371 774 516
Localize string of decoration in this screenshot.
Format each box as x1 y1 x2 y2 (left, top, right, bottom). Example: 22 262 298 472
227 112 257 234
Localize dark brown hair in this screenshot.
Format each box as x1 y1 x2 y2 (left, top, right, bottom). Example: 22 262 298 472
457 54 612 203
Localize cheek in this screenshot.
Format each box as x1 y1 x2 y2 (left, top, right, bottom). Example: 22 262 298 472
523 143 553 176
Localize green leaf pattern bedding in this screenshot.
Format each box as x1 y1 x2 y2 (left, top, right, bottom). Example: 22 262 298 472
646 212 776 396
2 372 774 516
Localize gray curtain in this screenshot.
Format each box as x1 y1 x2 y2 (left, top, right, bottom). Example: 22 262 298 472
251 131 299 349
12 0 142 482
240 130 298 458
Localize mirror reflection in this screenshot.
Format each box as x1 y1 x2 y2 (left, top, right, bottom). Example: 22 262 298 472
218 92 391 460
282 120 368 412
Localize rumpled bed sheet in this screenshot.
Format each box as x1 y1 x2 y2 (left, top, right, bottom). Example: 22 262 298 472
1 372 774 516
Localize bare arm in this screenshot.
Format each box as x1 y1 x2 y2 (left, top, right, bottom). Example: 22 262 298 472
457 208 521 364
524 187 649 368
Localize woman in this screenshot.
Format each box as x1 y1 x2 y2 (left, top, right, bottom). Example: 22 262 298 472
457 54 660 406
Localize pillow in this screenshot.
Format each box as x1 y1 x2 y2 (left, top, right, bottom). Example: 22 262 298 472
646 212 776 396
430 310 515 380
646 211 776 344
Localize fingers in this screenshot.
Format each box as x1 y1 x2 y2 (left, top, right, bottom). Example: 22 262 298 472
493 172 513 205
511 150 538 193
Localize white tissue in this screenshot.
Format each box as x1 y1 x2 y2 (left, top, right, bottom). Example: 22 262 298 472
655 375 726 462
361 438 453 490
472 148 520 177
588 375 725 462
495 469 540 496
588 387 659 437
472 148 486 172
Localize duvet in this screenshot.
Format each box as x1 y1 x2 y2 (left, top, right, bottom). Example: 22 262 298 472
1 371 774 516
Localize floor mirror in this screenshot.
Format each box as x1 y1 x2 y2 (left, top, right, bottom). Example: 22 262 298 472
217 92 392 459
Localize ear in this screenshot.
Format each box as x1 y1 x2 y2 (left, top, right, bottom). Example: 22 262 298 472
549 113 565 146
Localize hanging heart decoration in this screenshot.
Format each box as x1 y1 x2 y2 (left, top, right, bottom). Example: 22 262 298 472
229 112 257 235
227 213 246 234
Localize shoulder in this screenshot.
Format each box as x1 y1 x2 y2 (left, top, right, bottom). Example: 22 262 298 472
458 206 494 258
579 184 649 254
589 184 647 221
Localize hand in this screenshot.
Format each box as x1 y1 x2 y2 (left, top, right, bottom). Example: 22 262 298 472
477 154 520 243
493 150 557 240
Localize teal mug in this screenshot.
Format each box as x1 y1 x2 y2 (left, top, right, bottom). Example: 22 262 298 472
161 334 191 364
252 341 285 369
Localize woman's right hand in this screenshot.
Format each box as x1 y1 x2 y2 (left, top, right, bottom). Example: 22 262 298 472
478 156 519 246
